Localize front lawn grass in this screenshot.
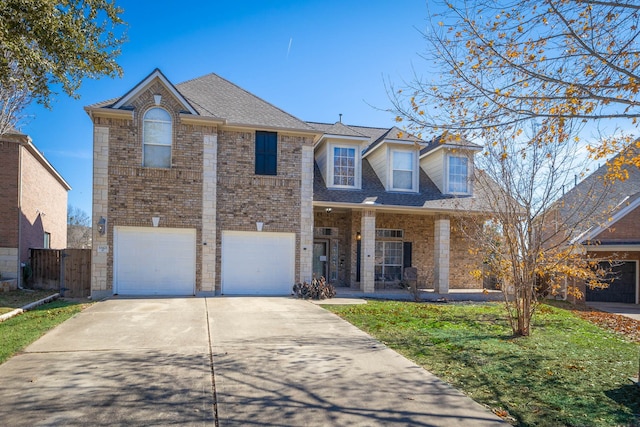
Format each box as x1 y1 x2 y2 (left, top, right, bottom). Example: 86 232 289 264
0 289 58 315
325 301 640 427
0 300 89 364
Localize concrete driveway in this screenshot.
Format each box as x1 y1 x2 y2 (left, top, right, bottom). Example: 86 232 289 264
586 301 640 320
0 297 506 426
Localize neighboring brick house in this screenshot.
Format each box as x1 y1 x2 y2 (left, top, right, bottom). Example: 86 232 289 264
86 69 495 298
550 145 640 304
0 131 71 285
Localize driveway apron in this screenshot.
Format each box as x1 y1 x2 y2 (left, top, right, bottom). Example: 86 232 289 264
0 298 214 426
210 297 505 426
0 297 506 426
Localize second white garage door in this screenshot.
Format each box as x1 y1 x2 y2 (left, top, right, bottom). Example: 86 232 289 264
114 226 196 296
221 231 295 295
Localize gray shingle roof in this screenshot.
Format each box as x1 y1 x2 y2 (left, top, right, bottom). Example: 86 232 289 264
346 125 390 141
363 126 423 156
89 71 316 132
420 134 483 156
554 144 640 241
306 121 369 138
313 159 496 212
306 122 424 154
177 73 315 132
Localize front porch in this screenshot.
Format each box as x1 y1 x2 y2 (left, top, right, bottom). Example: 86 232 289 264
312 207 484 294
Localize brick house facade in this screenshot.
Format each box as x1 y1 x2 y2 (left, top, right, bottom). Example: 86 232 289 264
0 132 70 285
87 69 493 298
551 147 640 304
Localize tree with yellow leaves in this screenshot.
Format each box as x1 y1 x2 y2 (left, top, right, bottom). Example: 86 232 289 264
391 0 640 139
457 126 616 336
388 0 640 336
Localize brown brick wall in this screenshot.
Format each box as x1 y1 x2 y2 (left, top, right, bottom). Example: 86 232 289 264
376 212 435 287
450 217 483 288
0 141 19 248
20 145 68 262
97 79 313 293
595 205 640 241
313 210 353 285
215 130 313 289
98 80 212 292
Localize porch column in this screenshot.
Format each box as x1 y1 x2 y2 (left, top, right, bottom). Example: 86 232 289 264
91 126 109 300
201 133 217 294
361 208 376 293
299 145 314 283
434 215 450 294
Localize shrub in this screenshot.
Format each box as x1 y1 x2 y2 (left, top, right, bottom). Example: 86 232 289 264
292 276 336 300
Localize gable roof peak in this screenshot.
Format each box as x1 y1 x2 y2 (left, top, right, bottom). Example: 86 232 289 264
319 121 370 138
112 68 198 114
420 133 483 157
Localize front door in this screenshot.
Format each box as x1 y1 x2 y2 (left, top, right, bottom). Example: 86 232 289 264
313 241 328 280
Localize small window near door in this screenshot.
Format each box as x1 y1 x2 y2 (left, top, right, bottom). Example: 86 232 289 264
43 232 51 249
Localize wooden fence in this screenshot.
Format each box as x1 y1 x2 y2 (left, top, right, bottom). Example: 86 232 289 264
29 249 91 298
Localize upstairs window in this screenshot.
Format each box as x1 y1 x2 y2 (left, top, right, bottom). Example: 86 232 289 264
448 156 468 193
392 150 415 191
255 131 277 175
333 146 356 187
143 108 172 168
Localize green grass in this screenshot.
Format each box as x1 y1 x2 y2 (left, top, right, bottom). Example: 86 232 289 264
0 300 88 364
325 301 640 427
0 289 59 315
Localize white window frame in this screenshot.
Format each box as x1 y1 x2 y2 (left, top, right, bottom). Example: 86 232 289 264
142 107 172 168
389 149 418 192
375 240 403 282
328 143 361 189
446 154 470 195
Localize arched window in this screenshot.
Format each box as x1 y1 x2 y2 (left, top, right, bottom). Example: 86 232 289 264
143 108 172 168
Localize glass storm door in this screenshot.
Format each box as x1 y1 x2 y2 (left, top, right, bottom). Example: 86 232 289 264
313 241 328 280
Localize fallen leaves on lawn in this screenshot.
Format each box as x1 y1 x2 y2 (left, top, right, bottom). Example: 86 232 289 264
492 407 509 418
571 309 640 343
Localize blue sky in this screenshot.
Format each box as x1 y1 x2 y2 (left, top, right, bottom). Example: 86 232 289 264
21 0 433 218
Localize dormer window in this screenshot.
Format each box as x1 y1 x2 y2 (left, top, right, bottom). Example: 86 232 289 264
143 107 172 168
448 155 469 193
391 150 416 191
333 147 356 186
328 144 360 188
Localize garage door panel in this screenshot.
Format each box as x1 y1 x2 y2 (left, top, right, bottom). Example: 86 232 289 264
114 227 196 296
222 231 294 295
586 261 637 304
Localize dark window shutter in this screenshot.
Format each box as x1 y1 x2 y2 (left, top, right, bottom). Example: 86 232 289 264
403 242 412 268
255 131 277 175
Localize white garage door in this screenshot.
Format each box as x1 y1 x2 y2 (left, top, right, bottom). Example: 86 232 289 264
222 231 295 295
114 226 196 295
